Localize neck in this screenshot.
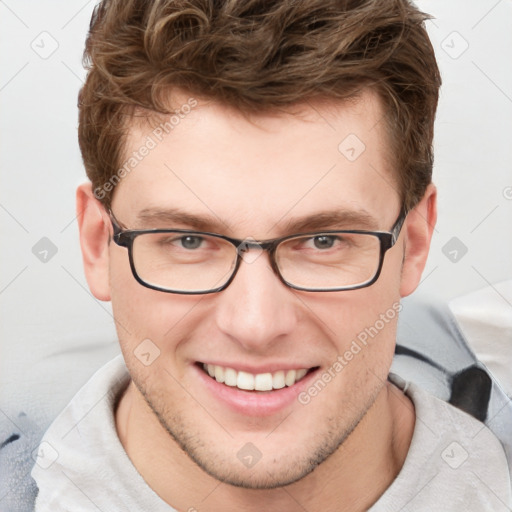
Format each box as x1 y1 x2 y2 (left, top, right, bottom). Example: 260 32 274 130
115 380 415 512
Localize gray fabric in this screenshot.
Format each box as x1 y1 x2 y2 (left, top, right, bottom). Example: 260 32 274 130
393 296 512 470
32 356 173 512
0 411 40 512
371 374 512 511
31 355 512 511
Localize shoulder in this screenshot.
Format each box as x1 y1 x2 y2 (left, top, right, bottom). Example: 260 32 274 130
30 355 134 510
372 374 512 511
406 376 509 470
0 411 41 511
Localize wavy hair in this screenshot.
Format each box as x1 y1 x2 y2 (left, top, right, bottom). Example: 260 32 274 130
78 0 441 210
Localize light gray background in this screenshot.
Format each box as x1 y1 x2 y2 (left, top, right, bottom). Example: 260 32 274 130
1 1 511 409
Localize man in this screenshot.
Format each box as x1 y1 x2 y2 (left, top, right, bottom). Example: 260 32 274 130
31 0 511 510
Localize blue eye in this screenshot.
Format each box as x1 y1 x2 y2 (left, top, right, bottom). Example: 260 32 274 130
180 235 203 249
313 235 337 249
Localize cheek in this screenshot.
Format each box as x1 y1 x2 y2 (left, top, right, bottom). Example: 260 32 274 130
299 249 402 384
302 275 401 352
337 255 403 383
108 247 201 358
303 292 399 419
334 296 398 383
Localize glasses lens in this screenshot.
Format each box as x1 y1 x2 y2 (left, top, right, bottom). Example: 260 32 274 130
276 232 381 290
132 232 237 292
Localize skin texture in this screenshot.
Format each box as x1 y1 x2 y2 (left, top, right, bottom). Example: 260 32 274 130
77 89 436 512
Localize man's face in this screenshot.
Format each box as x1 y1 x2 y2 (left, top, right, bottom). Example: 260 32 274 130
105 91 412 488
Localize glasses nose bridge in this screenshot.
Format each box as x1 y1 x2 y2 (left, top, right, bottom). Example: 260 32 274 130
232 238 281 281
236 238 275 254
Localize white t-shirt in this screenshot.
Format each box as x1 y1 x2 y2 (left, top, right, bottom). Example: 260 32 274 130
31 355 512 511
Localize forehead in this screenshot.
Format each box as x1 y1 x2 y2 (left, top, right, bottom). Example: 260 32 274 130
112 90 400 236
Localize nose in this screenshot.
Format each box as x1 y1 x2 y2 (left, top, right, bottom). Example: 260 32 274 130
214 250 298 353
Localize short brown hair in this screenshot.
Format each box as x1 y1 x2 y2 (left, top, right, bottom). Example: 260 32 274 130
78 0 441 211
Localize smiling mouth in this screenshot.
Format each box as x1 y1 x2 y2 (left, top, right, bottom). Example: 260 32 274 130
197 362 318 392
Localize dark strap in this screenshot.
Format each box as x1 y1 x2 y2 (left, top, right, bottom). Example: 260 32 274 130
394 344 492 422
449 366 492 422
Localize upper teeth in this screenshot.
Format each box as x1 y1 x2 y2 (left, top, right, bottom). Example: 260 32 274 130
203 363 309 391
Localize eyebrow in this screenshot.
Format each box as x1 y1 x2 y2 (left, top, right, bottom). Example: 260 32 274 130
281 210 379 233
135 207 380 235
136 208 226 232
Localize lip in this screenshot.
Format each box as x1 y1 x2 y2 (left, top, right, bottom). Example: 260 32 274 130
193 362 320 417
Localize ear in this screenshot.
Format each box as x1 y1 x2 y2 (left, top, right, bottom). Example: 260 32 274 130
399 183 437 297
76 182 111 301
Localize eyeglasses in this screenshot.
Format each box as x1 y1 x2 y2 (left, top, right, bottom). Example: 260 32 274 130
109 209 407 294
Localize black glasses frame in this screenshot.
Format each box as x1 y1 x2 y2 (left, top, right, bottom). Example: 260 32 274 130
109 209 407 294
